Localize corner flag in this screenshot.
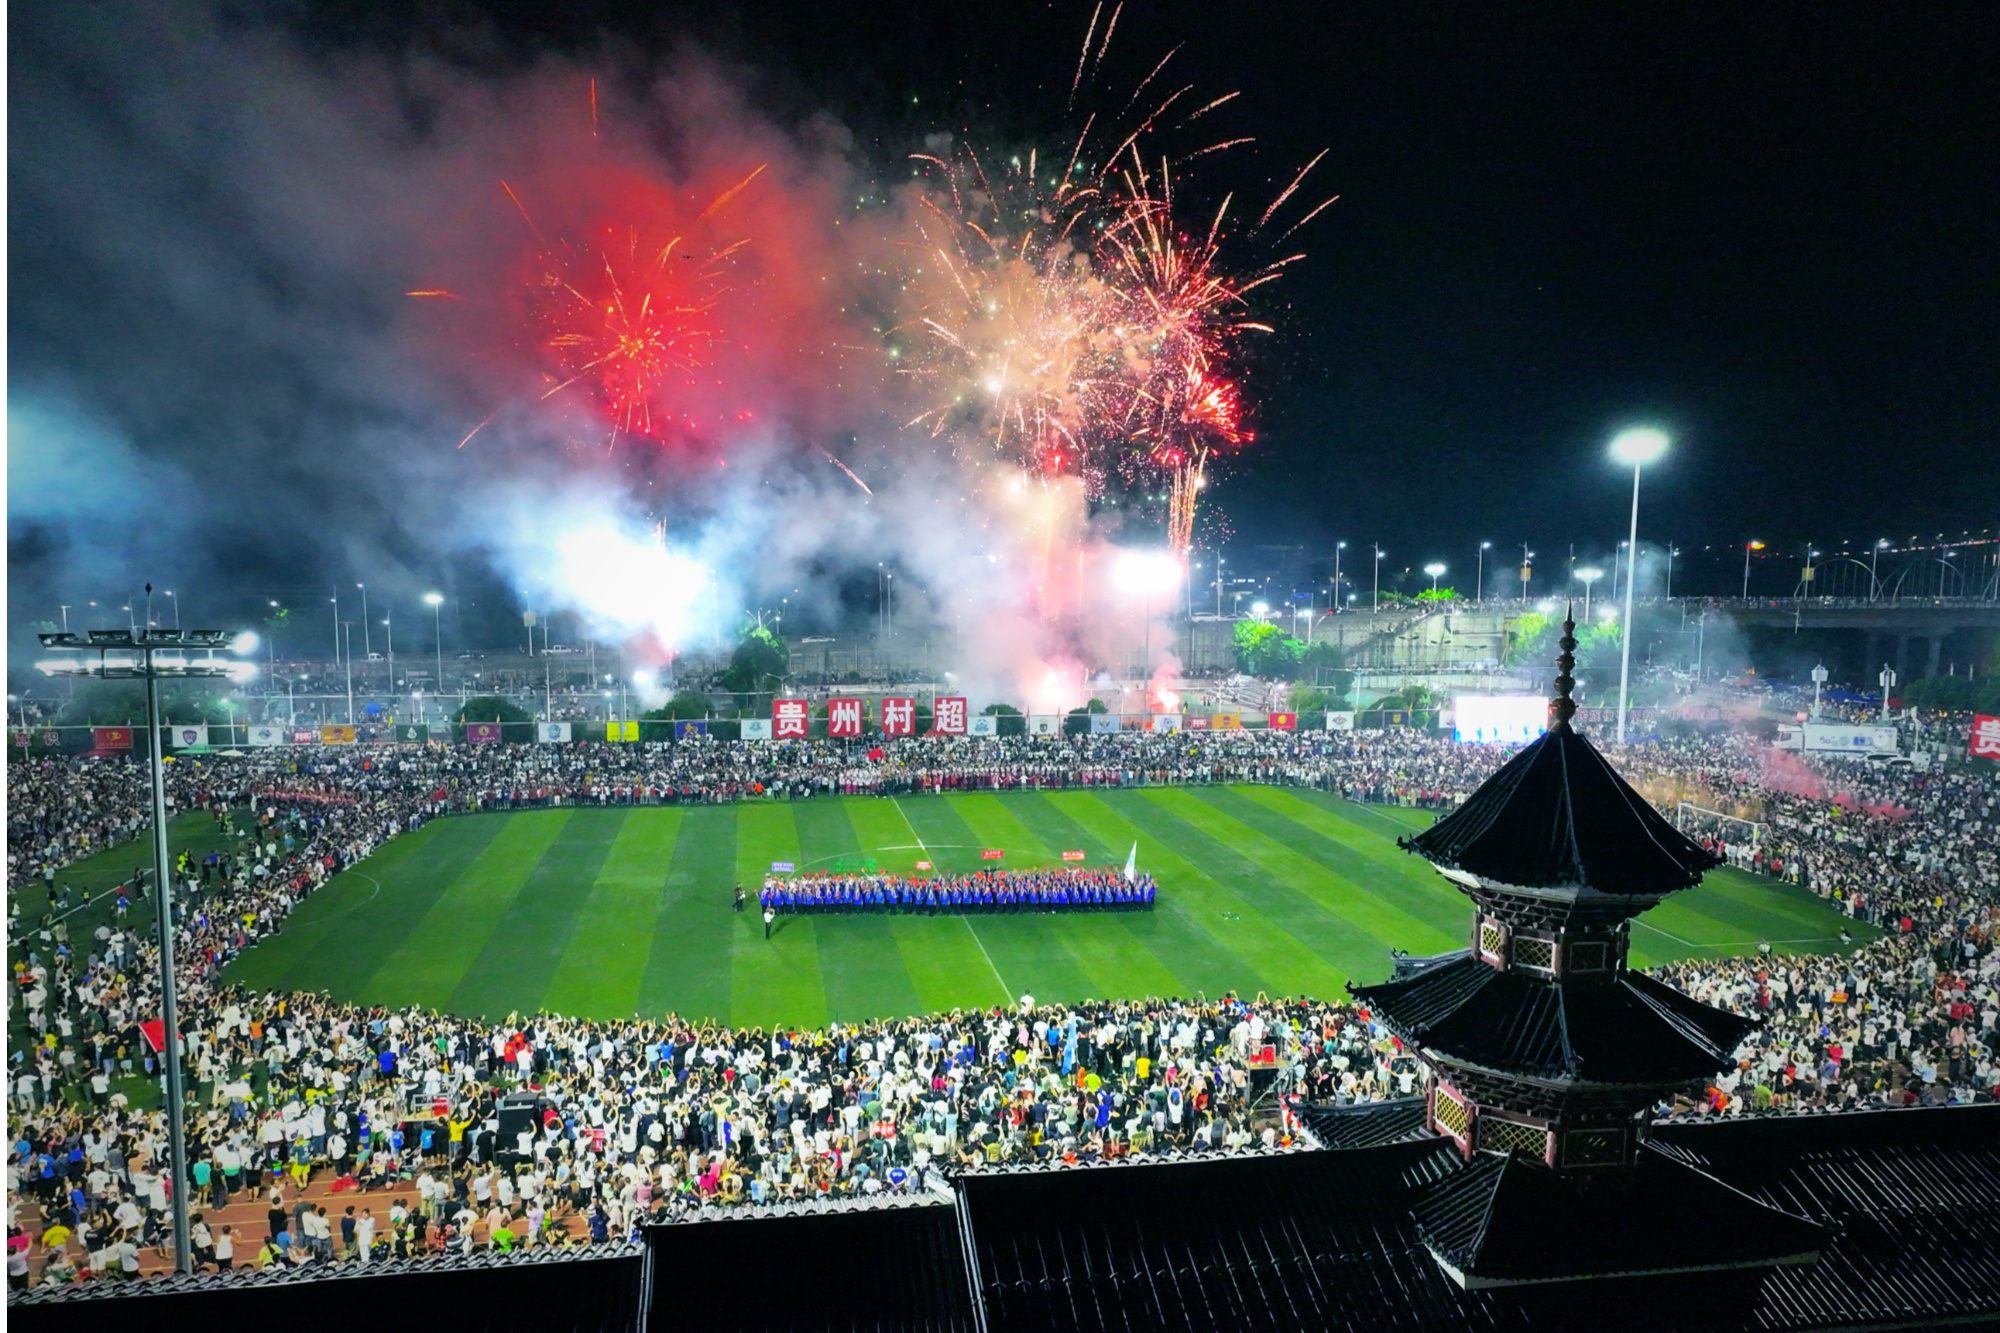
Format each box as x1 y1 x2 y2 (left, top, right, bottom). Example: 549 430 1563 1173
1124 842 1138 884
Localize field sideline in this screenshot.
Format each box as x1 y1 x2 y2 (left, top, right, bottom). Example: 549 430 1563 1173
148 786 1881 1028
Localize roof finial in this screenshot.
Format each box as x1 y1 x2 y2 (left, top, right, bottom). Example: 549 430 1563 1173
1550 601 1578 732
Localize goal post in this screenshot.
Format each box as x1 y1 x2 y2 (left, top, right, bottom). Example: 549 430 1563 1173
1675 802 1768 849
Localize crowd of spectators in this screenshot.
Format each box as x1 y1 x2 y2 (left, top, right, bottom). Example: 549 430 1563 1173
5 724 1995 1288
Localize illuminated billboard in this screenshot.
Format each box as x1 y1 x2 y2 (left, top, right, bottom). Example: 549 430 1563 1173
1454 695 1548 745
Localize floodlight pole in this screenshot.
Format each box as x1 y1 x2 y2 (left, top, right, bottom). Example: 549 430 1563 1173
1616 464 1643 743
141 650 194 1276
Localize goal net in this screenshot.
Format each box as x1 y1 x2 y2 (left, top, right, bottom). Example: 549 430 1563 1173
1675 802 1768 851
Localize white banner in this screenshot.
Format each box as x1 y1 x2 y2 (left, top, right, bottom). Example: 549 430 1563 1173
1325 711 1356 732
1801 723 1899 755
1152 713 1182 733
166 724 208 749
538 722 572 743
1028 714 1061 736
247 725 285 747
740 719 773 740
969 714 997 736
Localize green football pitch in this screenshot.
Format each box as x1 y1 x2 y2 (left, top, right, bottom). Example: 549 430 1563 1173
22 788 1878 1029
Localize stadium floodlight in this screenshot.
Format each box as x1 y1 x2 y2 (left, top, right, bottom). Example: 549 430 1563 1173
1116 549 1181 666
1575 567 1604 623
1423 562 1447 592
1609 428 1667 742
1608 427 1669 467
36 599 257 1278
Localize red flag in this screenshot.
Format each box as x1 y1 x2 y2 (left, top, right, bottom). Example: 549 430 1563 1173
139 1019 168 1053
980 849 1004 861
866 747 885 762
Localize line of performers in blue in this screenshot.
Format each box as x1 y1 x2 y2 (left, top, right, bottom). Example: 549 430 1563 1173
760 868 1158 915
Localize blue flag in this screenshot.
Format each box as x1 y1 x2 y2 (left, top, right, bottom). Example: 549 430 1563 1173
1061 1016 1077 1075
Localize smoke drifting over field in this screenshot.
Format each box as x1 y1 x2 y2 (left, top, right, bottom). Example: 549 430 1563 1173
8 2 1199 708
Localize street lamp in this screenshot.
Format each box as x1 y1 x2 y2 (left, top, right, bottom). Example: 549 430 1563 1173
1372 545 1385 612
1870 539 1889 602
1742 540 1765 599
1476 542 1490 604
1810 662 1828 719
1424 562 1447 593
1520 546 1533 600
1576 567 1604 622
1332 541 1346 614
1879 664 1897 722
1609 426 1668 742
357 582 371 660
36 608 256 1277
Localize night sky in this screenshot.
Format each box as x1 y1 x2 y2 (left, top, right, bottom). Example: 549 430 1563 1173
11 1 1998 638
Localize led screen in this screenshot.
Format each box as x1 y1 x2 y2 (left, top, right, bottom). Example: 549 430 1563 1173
1454 695 1548 745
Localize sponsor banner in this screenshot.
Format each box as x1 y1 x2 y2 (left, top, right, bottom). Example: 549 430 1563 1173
394 724 430 744
880 697 916 736
1209 713 1243 731
1801 723 1899 755
39 731 59 748
1325 711 1356 732
538 722 572 743
932 696 969 735
465 722 502 744
969 714 998 736
167 724 209 749
1120 714 1148 731
1185 715 1212 730
773 698 809 740
770 861 796 873
672 719 708 740
1061 850 1086 862
1152 713 1183 733
1267 712 1298 731
979 849 1004 861
740 719 773 741
1972 715 2000 761
828 697 864 738
320 725 357 745
1028 714 1061 737
914 860 933 871
93 727 134 750
606 721 641 742
291 728 317 745
11 730 32 748
1090 713 1120 735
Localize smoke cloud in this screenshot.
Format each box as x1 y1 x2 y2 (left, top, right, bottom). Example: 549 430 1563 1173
9 2 1183 709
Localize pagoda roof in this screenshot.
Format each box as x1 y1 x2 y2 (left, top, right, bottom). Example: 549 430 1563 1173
1351 951 1756 1084
1412 1143 1827 1288
1399 722 1721 897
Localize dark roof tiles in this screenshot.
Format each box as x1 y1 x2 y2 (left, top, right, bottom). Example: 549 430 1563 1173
1400 725 1721 897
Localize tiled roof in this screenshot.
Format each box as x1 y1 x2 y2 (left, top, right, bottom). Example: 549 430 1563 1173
1351 951 1756 1084
1411 1146 1826 1287
1297 1097 1431 1149
1653 1106 2000 1331
1399 726 1721 896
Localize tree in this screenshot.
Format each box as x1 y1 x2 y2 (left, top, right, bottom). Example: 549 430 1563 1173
716 627 790 700
456 696 531 726
644 690 715 721
1233 620 1304 679
1064 697 1110 735
1415 586 1460 603
1290 684 1329 715
982 702 1026 736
